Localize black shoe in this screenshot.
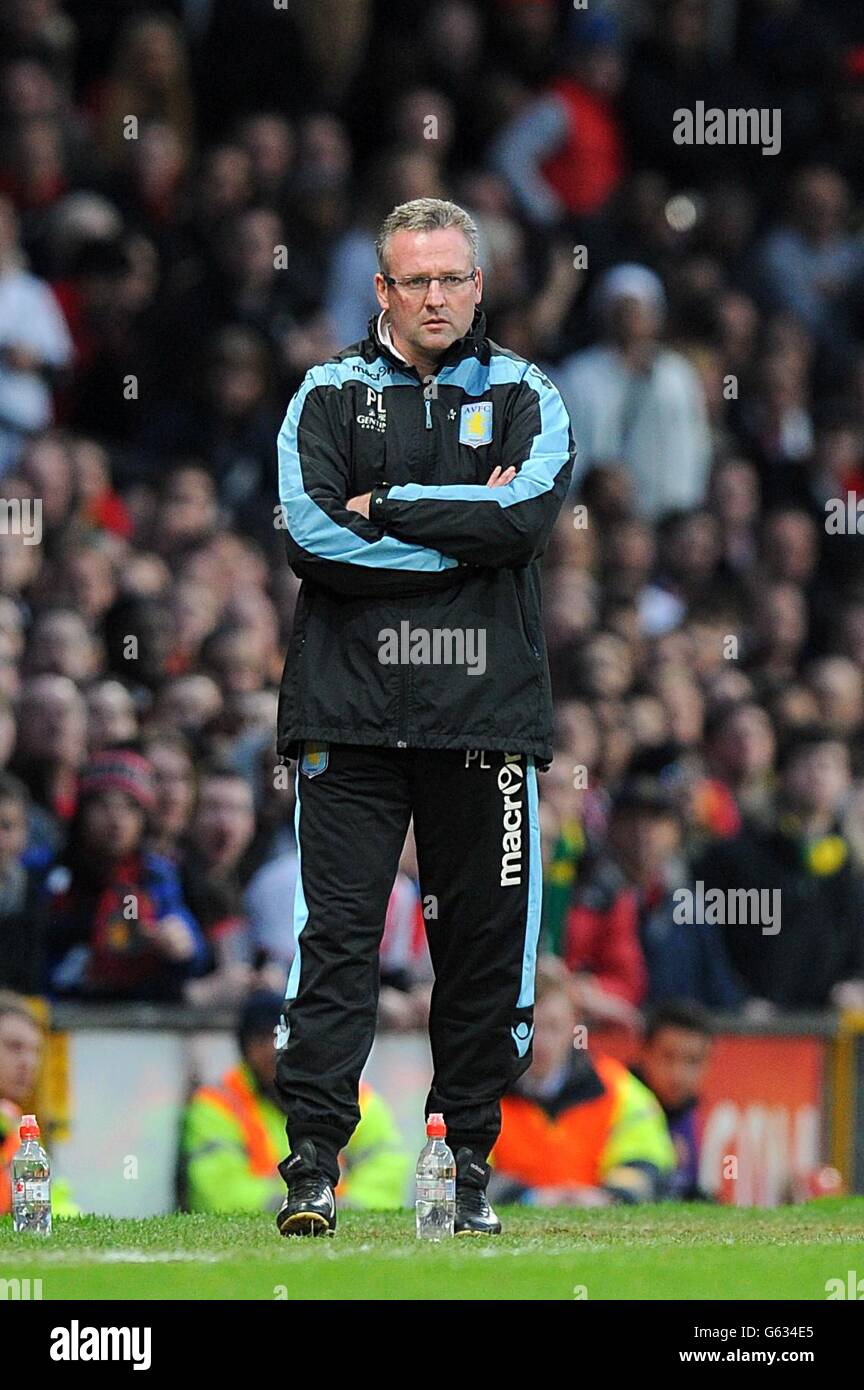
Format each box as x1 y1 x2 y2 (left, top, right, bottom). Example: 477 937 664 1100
276 1139 337 1238
454 1147 502 1236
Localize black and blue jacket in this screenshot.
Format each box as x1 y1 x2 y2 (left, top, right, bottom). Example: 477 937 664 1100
276 308 575 767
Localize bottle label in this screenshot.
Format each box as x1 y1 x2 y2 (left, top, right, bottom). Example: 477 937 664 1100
416 1177 456 1203
16 1180 50 1203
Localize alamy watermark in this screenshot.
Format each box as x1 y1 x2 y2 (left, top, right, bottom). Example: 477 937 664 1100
378 622 486 676
825 494 864 534
825 1271 864 1299
0 1276 42 1299
673 102 781 157
50 1322 151 1370
672 881 781 935
0 498 42 545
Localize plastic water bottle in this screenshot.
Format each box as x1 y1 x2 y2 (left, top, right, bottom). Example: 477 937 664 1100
415 1112 455 1240
12 1114 52 1235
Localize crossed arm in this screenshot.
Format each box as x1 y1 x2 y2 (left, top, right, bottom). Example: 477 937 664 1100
346 463 515 517
278 364 575 594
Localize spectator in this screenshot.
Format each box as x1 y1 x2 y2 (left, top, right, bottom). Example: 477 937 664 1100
181 990 409 1212
633 1000 715 1200
698 726 864 1012
46 747 207 1000
142 730 197 862
490 10 625 230
703 699 776 831
553 263 711 517
804 656 864 739
180 764 256 1005
0 772 49 993
0 196 73 471
90 14 196 174
564 772 745 1012
12 673 87 848
753 167 864 366
0 991 76 1216
85 678 138 753
25 607 100 681
488 959 676 1206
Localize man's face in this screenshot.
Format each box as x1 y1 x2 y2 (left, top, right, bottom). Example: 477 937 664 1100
783 741 850 817
0 796 27 864
244 1033 277 1091
21 681 87 764
375 226 482 362
192 777 255 869
29 613 93 681
86 681 138 748
82 789 145 860
160 471 215 540
608 294 659 347
0 1013 41 1104
713 706 775 780
640 1026 711 1110
149 744 195 829
609 807 681 881
208 632 266 695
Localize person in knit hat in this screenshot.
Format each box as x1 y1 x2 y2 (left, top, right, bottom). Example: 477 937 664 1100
45 745 208 1001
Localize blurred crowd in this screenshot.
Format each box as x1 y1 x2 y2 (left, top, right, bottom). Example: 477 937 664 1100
1 0 864 1037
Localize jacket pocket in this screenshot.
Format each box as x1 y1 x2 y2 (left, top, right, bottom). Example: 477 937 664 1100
513 574 542 663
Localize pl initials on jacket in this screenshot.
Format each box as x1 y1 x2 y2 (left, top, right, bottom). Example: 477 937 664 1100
276 308 575 767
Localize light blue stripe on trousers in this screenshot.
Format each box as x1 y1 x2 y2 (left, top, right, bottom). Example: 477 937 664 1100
518 757 542 1009
283 763 309 1016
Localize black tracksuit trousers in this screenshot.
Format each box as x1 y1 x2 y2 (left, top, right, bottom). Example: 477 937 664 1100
273 741 542 1185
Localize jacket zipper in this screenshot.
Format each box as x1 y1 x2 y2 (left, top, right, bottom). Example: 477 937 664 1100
397 391 434 747
397 631 408 748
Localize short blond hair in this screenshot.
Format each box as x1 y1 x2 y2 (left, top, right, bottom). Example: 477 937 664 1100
376 198 479 274
0 991 41 1030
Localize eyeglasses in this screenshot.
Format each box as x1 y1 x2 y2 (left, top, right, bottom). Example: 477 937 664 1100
383 270 478 297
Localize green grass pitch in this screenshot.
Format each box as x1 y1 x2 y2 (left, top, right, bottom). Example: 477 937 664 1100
2 1199 863 1300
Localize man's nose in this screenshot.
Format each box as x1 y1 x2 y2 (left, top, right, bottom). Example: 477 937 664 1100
424 278 446 307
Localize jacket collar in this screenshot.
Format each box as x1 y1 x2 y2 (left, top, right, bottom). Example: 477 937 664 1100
375 310 410 363
366 305 488 375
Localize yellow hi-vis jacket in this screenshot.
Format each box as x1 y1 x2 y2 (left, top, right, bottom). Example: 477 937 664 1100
182 1064 410 1212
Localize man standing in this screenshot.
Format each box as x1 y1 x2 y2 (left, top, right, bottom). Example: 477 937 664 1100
274 198 574 1236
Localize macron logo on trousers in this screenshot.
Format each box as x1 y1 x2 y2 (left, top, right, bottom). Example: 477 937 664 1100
50 1321 152 1370
499 753 524 887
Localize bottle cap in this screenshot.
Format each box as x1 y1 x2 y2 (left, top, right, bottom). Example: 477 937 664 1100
426 1112 446 1137
19 1114 39 1140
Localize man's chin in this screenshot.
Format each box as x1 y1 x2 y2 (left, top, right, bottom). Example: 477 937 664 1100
418 324 459 352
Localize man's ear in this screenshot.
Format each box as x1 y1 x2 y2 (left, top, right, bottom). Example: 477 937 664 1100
374 272 390 312
474 266 483 303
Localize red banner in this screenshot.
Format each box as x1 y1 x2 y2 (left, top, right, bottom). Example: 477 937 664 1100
696 1036 827 1205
